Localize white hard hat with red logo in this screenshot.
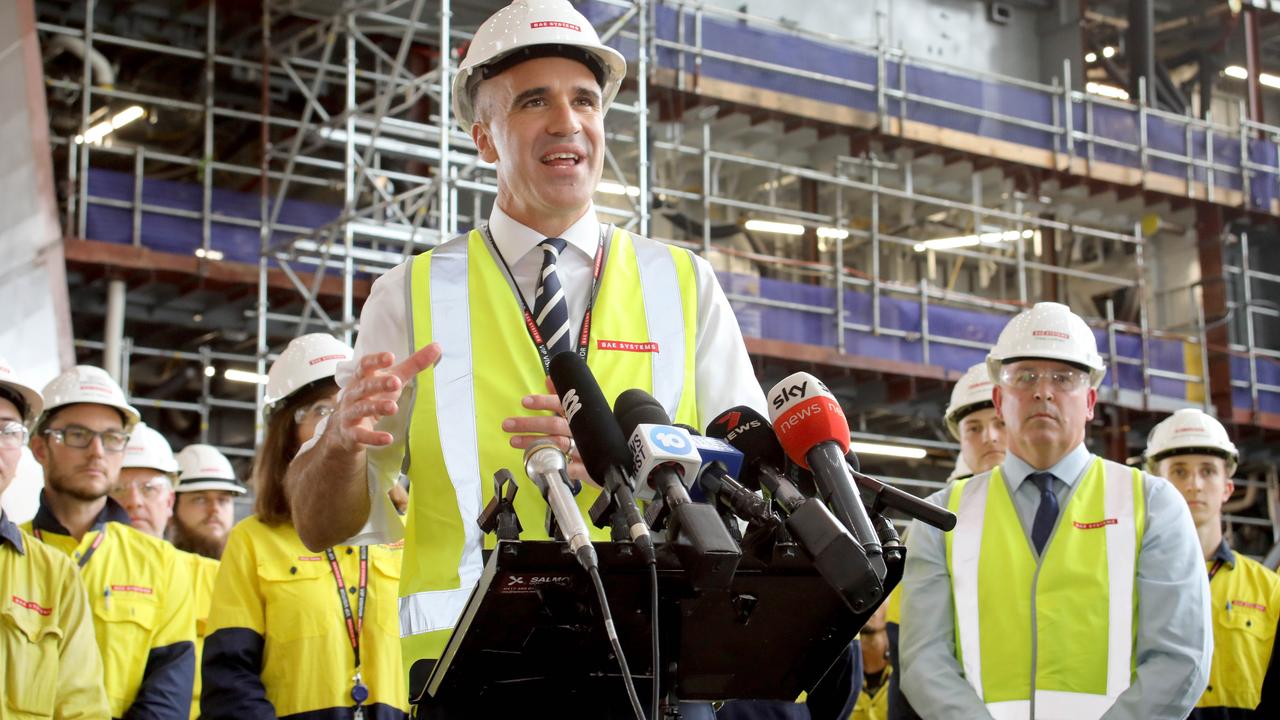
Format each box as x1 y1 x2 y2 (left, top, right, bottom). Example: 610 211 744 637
945 363 997 440
38 365 141 430
0 353 44 427
175 443 246 494
263 334 353 414
122 422 179 475
985 302 1106 389
451 0 627 130
1145 408 1239 476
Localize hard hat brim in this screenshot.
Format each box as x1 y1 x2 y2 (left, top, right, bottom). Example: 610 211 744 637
175 479 248 495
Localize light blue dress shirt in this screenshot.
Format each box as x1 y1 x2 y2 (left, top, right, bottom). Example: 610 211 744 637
898 443 1212 719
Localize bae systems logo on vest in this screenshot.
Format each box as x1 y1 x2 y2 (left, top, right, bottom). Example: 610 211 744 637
1072 518 1119 530
11 595 52 616
597 340 660 353
561 389 582 424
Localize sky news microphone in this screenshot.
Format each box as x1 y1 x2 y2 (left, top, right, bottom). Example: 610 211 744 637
767 372 886 581
707 406 882 612
524 439 598 571
679 424 776 527
615 390 741 589
547 352 655 564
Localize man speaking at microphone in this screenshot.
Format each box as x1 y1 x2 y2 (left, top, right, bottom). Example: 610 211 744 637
898 302 1211 720
283 0 767 703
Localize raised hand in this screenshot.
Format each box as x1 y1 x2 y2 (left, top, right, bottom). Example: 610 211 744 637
330 343 442 452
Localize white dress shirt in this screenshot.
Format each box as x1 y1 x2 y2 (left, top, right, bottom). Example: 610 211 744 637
321 203 768 544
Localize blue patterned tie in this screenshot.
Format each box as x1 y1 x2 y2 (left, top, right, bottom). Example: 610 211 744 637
532 238 572 357
1029 472 1060 555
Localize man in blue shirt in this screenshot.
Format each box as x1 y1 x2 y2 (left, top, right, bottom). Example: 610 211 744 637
899 302 1211 719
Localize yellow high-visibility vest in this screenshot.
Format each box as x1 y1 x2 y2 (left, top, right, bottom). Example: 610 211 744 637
399 226 701 672
944 458 1145 720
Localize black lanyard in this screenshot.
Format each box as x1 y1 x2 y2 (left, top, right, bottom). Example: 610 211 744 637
34 527 106 569
482 224 610 375
326 547 368 669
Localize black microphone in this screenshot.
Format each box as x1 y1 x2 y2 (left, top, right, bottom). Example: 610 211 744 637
614 390 741 590
547 352 655 565
678 424 777 528
849 467 957 532
708 406 883 613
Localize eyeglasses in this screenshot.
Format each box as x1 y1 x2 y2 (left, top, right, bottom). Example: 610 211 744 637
0 421 29 449
998 366 1090 393
109 478 171 499
43 425 131 452
293 400 336 425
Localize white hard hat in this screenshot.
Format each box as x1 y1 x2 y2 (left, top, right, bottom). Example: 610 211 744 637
947 455 973 483
175 444 246 495
122 422 179 475
0 354 44 427
1145 408 1239 476
945 363 996 440
451 0 628 131
263 334 353 414
39 365 140 430
986 302 1106 389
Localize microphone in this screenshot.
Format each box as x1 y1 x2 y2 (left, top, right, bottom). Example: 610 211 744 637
849 467 957 532
614 390 742 590
679 425 776 527
766 373 887 581
547 352 656 565
707 406 883 613
524 439 598 571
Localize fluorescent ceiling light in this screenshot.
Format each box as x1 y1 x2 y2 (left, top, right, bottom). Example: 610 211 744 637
1084 52 1097 63
75 105 146 145
224 368 268 385
850 441 927 460
1086 82 1129 100
1222 65 1280 89
194 248 224 261
1102 46 1115 59
913 228 1035 253
597 181 641 197
817 227 849 240
744 219 806 236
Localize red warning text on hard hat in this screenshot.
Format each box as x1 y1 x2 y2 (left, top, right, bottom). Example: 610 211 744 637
1031 330 1071 340
309 354 346 366
531 20 581 32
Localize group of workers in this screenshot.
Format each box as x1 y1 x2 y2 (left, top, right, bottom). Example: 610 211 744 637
2 0 1278 718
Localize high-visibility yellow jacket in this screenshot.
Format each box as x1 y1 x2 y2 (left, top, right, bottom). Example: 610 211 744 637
1 512 110 719
851 666 891 720
1191 539 1280 718
180 551 219 720
398 227 701 681
202 516 407 719
25 498 196 718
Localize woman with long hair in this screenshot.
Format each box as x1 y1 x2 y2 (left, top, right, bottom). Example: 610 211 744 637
202 334 407 719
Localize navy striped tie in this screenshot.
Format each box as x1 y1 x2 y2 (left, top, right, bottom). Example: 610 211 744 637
533 237 572 357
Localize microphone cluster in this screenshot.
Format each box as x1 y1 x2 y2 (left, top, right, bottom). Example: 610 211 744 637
500 352 955 613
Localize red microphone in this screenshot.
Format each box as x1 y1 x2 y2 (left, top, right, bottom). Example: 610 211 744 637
766 372 886 581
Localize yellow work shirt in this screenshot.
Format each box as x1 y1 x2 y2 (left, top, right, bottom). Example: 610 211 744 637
179 551 219 720
25 498 196 718
851 666 891 720
1 512 110 719
202 516 407 719
1192 539 1280 718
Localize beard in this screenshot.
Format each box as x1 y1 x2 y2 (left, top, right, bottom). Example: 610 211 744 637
170 517 228 560
46 462 110 503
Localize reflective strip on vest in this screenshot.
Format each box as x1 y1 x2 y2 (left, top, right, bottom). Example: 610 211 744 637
948 458 1142 720
397 227 700 659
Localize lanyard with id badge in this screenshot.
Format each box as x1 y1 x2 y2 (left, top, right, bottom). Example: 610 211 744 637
327 547 369 718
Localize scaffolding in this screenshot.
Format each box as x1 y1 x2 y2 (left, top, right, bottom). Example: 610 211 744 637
34 0 1280 542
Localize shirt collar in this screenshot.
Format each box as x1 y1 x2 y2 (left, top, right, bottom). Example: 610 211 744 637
1002 442 1094 491
1212 537 1236 568
487 203 601 267
32 493 132 537
0 511 23 554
